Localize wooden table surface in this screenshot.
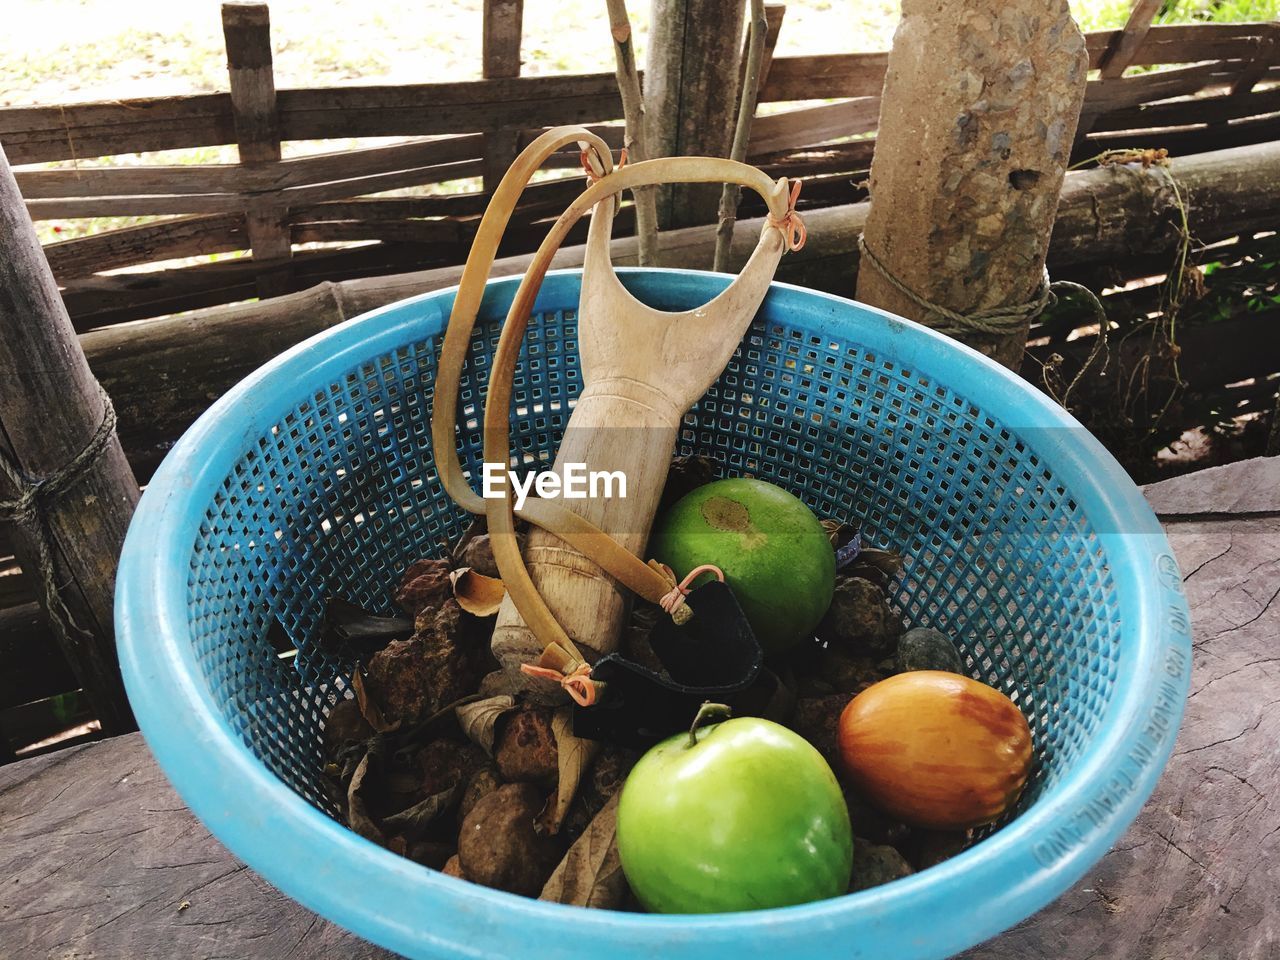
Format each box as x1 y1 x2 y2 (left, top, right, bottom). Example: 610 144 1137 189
3 457 1277 960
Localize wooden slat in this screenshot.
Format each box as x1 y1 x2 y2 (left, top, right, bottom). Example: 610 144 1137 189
1099 0 1166 79
1228 22 1280 97
0 94 235 166
222 3 281 166
1083 21 1277 66
291 174 586 222
1080 112 1280 159
1085 60 1245 112
753 3 787 91
25 158 484 218
44 214 247 279
755 140 876 178
759 52 889 102
0 76 613 166
746 98 880 157
61 242 438 330
0 690 94 753
1092 85 1280 133
758 26 1272 102
223 1 292 297
289 218 470 246
16 135 485 200
275 74 623 139
482 0 524 78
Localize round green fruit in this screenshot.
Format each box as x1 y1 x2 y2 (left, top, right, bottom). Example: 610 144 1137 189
616 713 853 913
650 477 835 654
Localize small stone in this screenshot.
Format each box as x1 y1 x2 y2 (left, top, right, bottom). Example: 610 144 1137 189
459 764 504 822
848 841 914 893
494 707 558 786
441 854 465 878
901 828 972 871
795 676 836 698
394 558 453 617
819 576 903 658
418 739 484 798
460 534 500 579
789 695 850 770
895 627 965 674
407 840 456 871
843 784 910 848
818 647 888 695
460 533 524 580
458 783 563 896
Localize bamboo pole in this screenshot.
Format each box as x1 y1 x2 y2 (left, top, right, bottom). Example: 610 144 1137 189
644 0 747 229
714 0 769 272
604 0 658 266
1075 0 1165 144
0 145 139 734
855 0 1090 368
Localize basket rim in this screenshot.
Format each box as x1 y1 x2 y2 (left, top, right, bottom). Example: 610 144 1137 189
117 269 1192 960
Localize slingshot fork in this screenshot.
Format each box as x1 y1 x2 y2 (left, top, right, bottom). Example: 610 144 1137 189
430 126 804 702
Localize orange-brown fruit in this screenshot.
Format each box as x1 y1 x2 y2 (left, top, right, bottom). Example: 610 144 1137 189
837 671 1032 830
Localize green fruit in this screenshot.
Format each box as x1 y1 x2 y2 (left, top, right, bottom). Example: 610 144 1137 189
617 712 853 913
650 477 835 654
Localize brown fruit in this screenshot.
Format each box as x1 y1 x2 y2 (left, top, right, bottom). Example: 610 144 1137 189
458 782 563 896
394 558 453 617
837 670 1032 830
493 706 558 786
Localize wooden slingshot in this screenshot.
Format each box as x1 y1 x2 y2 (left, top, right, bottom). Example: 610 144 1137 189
431 125 804 706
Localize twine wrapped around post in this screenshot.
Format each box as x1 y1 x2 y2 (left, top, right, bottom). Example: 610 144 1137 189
855 0 1090 368
0 386 118 642
856 233 1110 406
0 143 139 734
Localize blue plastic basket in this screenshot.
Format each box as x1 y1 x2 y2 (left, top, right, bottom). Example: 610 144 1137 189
117 270 1191 960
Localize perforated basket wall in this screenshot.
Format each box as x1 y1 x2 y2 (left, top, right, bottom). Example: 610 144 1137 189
185 271 1120 834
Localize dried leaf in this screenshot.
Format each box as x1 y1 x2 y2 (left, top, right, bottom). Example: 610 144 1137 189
820 518 846 546
346 753 384 844
382 781 465 840
449 567 506 617
540 793 627 908
543 706 600 835
324 597 414 643
856 547 904 579
456 694 517 755
350 669 399 733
